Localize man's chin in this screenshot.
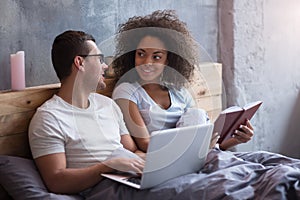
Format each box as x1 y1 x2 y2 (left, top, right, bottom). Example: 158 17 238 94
97 81 106 90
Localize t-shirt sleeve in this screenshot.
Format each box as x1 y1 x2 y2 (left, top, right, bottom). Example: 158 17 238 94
112 82 138 104
28 110 65 159
111 100 129 136
181 88 210 123
181 87 196 109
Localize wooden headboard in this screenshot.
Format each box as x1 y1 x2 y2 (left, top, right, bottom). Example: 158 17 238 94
0 63 222 159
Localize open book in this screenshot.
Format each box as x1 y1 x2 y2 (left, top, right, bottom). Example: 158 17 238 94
214 101 263 144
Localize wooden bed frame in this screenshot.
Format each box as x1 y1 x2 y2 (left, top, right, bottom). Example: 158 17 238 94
0 63 222 197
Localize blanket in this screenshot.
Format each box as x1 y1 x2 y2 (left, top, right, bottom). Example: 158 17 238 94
83 149 300 200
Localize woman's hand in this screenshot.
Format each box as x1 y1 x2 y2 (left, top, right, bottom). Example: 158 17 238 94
232 119 254 144
219 119 254 150
135 150 146 160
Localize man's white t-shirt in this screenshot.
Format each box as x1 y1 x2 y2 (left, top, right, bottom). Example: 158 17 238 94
29 93 128 168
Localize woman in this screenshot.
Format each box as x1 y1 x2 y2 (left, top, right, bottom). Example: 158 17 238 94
112 10 253 152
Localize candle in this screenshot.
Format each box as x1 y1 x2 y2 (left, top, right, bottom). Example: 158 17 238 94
10 51 25 90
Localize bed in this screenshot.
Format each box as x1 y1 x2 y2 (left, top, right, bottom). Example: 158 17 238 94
1 63 300 200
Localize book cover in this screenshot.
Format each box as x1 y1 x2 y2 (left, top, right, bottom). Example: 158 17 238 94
214 101 263 143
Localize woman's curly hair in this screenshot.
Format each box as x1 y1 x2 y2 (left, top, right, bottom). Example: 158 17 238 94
112 10 200 88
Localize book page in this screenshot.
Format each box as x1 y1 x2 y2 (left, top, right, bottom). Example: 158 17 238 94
221 106 243 114
243 101 263 110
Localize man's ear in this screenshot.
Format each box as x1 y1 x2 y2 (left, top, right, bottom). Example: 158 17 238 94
74 56 85 71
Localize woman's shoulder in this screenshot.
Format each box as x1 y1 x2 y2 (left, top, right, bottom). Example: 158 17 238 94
115 82 139 91
168 86 195 105
113 82 132 96
169 86 191 96
112 82 141 100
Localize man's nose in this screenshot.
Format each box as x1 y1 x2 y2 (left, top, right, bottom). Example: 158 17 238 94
102 62 108 69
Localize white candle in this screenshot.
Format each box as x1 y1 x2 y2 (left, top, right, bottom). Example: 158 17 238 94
10 51 25 90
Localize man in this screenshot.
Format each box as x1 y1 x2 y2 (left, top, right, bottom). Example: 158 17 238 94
29 30 144 194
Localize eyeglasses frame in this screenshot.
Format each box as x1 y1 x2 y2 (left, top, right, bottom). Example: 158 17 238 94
78 54 105 64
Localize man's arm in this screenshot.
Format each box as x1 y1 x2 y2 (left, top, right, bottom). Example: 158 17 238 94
35 152 144 194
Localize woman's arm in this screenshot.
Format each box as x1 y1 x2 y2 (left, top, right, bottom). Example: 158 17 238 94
120 134 146 159
115 99 150 152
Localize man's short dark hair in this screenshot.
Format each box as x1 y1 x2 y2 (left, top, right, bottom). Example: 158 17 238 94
51 30 95 81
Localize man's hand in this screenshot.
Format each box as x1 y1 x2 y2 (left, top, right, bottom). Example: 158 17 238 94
104 157 145 174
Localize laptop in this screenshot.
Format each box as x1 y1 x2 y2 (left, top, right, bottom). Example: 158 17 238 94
101 123 213 189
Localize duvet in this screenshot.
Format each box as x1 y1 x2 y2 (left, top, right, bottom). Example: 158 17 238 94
83 149 300 200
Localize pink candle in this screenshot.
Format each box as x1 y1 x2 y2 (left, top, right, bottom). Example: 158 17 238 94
10 51 25 90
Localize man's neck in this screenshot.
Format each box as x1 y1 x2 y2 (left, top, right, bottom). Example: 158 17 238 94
57 79 90 109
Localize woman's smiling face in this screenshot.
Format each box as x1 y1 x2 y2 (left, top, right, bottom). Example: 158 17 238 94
135 36 168 83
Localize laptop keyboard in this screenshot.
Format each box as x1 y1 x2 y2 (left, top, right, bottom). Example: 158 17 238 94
127 177 141 184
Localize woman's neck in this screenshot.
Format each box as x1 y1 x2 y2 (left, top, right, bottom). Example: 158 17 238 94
140 82 163 91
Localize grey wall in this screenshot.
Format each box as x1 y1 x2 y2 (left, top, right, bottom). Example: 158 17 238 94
0 0 218 90
219 0 300 158
4 0 299 158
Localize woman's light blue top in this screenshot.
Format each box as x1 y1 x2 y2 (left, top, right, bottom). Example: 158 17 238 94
112 82 195 134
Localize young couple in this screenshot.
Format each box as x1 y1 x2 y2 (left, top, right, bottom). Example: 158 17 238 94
29 10 253 195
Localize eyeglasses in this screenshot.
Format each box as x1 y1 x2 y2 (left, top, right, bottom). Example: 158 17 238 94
79 54 104 64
